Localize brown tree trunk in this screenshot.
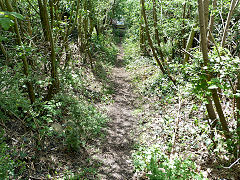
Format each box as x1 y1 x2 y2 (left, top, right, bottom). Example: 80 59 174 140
49 0 54 30
221 0 239 47
140 5 147 55
0 42 9 65
198 0 231 139
207 0 217 44
203 0 209 29
181 2 187 49
140 0 176 84
183 24 196 64
5 0 35 104
152 0 164 59
38 0 59 101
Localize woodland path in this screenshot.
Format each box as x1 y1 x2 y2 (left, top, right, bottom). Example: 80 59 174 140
92 43 139 179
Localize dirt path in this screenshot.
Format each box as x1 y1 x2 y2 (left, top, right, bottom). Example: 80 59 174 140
92 44 138 179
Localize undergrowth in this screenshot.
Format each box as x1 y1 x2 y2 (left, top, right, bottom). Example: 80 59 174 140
0 33 117 178
133 145 203 180
122 37 209 179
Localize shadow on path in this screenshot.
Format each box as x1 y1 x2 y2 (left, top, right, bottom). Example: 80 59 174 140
90 43 139 179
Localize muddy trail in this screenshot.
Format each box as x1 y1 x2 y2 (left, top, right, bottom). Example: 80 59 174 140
91 44 139 179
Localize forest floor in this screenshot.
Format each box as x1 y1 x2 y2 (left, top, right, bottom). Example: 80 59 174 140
88 43 138 179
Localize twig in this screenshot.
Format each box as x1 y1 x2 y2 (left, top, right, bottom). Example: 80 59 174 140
26 0 40 15
224 158 240 169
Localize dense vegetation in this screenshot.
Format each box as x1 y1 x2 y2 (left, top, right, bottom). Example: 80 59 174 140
0 0 240 179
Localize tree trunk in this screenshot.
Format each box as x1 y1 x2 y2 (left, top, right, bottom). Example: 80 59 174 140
203 0 209 29
152 0 164 59
207 0 217 44
140 0 176 84
236 74 240 149
5 0 35 104
221 0 239 47
140 9 147 55
198 0 231 139
38 0 59 101
181 2 187 49
183 24 196 64
0 42 9 65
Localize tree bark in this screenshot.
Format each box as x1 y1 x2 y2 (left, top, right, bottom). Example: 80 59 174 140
140 7 147 55
5 0 35 104
38 0 59 101
221 0 239 47
207 0 217 44
198 0 231 139
152 0 164 59
0 42 9 65
203 0 209 29
181 2 187 49
183 24 196 64
140 0 176 84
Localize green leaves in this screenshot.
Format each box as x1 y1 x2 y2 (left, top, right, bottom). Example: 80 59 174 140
133 145 203 180
0 17 14 30
0 11 24 30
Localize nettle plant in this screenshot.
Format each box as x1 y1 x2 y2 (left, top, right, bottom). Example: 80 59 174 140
183 47 239 98
183 47 240 154
133 145 202 180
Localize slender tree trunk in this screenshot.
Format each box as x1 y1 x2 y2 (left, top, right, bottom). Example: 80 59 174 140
152 0 164 59
64 0 80 69
183 24 196 64
207 0 217 44
49 0 54 30
38 0 59 101
181 2 187 49
0 42 9 65
140 4 147 55
221 0 239 47
5 0 35 104
78 11 83 53
236 74 240 149
83 0 93 68
140 0 176 84
198 0 231 139
26 16 33 36
0 0 6 10
203 0 209 29
140 0 164 74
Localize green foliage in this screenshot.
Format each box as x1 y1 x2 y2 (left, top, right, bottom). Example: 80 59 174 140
183 47 240 99
0 65 30 120
0 130 25 179
0 11 24 30
91 34 118 65
133 145 203 180
141 72 176 100
60 95 108 151
25 93 108 152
